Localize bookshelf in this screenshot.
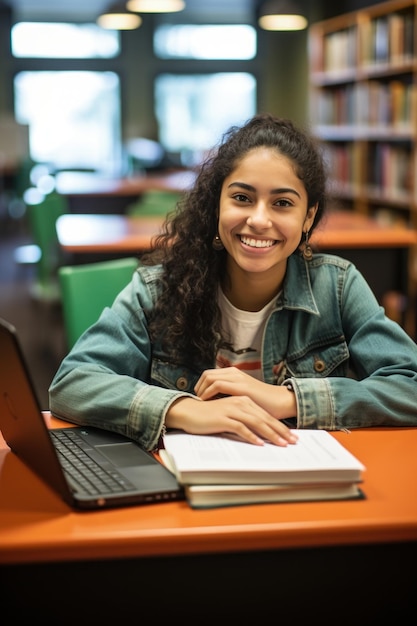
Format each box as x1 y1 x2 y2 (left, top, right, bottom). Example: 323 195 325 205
308 0 417 336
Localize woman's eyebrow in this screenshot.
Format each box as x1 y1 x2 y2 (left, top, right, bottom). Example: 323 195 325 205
227 181 254 191
228 181 301 198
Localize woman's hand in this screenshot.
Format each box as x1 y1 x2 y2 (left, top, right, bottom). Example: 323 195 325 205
165 393 297 447
195 366 297 420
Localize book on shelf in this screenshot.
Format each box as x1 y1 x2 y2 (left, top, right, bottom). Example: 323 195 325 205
160 429 365 508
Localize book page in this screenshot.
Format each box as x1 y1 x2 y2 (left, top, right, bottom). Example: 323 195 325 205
163 430 365 473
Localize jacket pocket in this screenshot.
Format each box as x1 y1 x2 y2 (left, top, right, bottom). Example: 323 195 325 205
286 337 349 378
151 358 199 393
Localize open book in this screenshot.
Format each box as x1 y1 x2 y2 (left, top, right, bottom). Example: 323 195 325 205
161 430 365 508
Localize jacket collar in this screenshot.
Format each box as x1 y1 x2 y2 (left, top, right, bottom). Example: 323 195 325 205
280 252 320 315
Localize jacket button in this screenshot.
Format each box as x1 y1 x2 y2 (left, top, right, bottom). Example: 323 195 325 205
314 359 325 373
176 376 188 390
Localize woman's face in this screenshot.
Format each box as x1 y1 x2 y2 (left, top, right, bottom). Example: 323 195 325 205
218 146 317 283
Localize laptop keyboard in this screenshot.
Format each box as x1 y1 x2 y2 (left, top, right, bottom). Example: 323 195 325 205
51 429 135 496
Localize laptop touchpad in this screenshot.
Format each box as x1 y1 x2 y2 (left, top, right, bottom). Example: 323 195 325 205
97 443 154 467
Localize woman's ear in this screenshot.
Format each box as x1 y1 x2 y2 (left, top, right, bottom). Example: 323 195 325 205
304 203 319 231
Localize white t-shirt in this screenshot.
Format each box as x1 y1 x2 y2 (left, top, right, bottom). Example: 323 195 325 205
216 287 278 380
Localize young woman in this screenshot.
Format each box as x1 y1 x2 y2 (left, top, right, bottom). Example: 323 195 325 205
49 114 417 451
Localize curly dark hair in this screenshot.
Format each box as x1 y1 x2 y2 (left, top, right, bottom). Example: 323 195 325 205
142 113 327 364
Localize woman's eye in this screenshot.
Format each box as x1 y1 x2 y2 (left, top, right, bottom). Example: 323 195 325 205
232 193 250 203
274 198 292 207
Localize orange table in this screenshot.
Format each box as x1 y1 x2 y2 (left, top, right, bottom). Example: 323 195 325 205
1 416 416 620
55 169 196 197
1 416 416 563
56 213 165 254
311 210 417 248
55 169 196 214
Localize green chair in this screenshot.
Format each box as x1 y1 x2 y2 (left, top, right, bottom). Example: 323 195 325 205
126 189 180 217
26 191 68 303
58 256 139 349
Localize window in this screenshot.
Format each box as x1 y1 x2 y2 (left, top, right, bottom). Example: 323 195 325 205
11 22 119 58
14 71 121 172
153 23 257 163
155 73 256 163
11 22 121 173
9 20 258 172
154 24 256 60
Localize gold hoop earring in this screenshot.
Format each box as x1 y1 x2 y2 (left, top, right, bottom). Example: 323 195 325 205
212 233 224 251
302 230 313 260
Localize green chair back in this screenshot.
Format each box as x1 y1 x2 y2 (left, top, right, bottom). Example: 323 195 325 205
126 189 180 217
27 191 68 302
58 256 138 349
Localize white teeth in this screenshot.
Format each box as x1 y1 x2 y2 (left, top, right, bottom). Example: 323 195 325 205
240 235 275 248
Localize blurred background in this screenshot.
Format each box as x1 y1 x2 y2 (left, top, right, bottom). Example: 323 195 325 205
0 0 407 408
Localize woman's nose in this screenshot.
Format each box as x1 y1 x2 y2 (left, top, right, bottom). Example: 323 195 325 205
246 202 273 228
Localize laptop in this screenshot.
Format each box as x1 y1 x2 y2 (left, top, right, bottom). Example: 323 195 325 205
0 317 184 510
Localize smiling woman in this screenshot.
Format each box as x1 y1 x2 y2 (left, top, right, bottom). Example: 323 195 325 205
49 113 417 454
217 146 315 304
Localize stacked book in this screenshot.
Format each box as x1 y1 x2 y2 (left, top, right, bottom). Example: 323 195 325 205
161 429 365 509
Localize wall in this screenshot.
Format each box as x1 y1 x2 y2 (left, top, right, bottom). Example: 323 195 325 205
0 4 13 114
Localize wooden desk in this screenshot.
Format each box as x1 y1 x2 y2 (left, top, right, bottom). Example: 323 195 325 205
56 214 165 254
55 169 196 214
1 417 417 564
312 211 417 248
0 417 416 621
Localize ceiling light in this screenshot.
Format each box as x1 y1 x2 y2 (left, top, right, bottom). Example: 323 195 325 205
258 1 308 31
97 4 142 30
126 0 185 13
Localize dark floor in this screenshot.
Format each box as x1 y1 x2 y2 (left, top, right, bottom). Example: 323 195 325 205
0 215 66 410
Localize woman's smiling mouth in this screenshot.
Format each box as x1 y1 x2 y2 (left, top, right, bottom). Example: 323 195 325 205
239 234 277 248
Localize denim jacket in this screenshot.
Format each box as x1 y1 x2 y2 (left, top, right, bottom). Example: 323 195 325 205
49 252 417 450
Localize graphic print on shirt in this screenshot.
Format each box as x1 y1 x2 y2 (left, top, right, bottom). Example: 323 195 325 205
216 341 261 378
216 286 278 381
